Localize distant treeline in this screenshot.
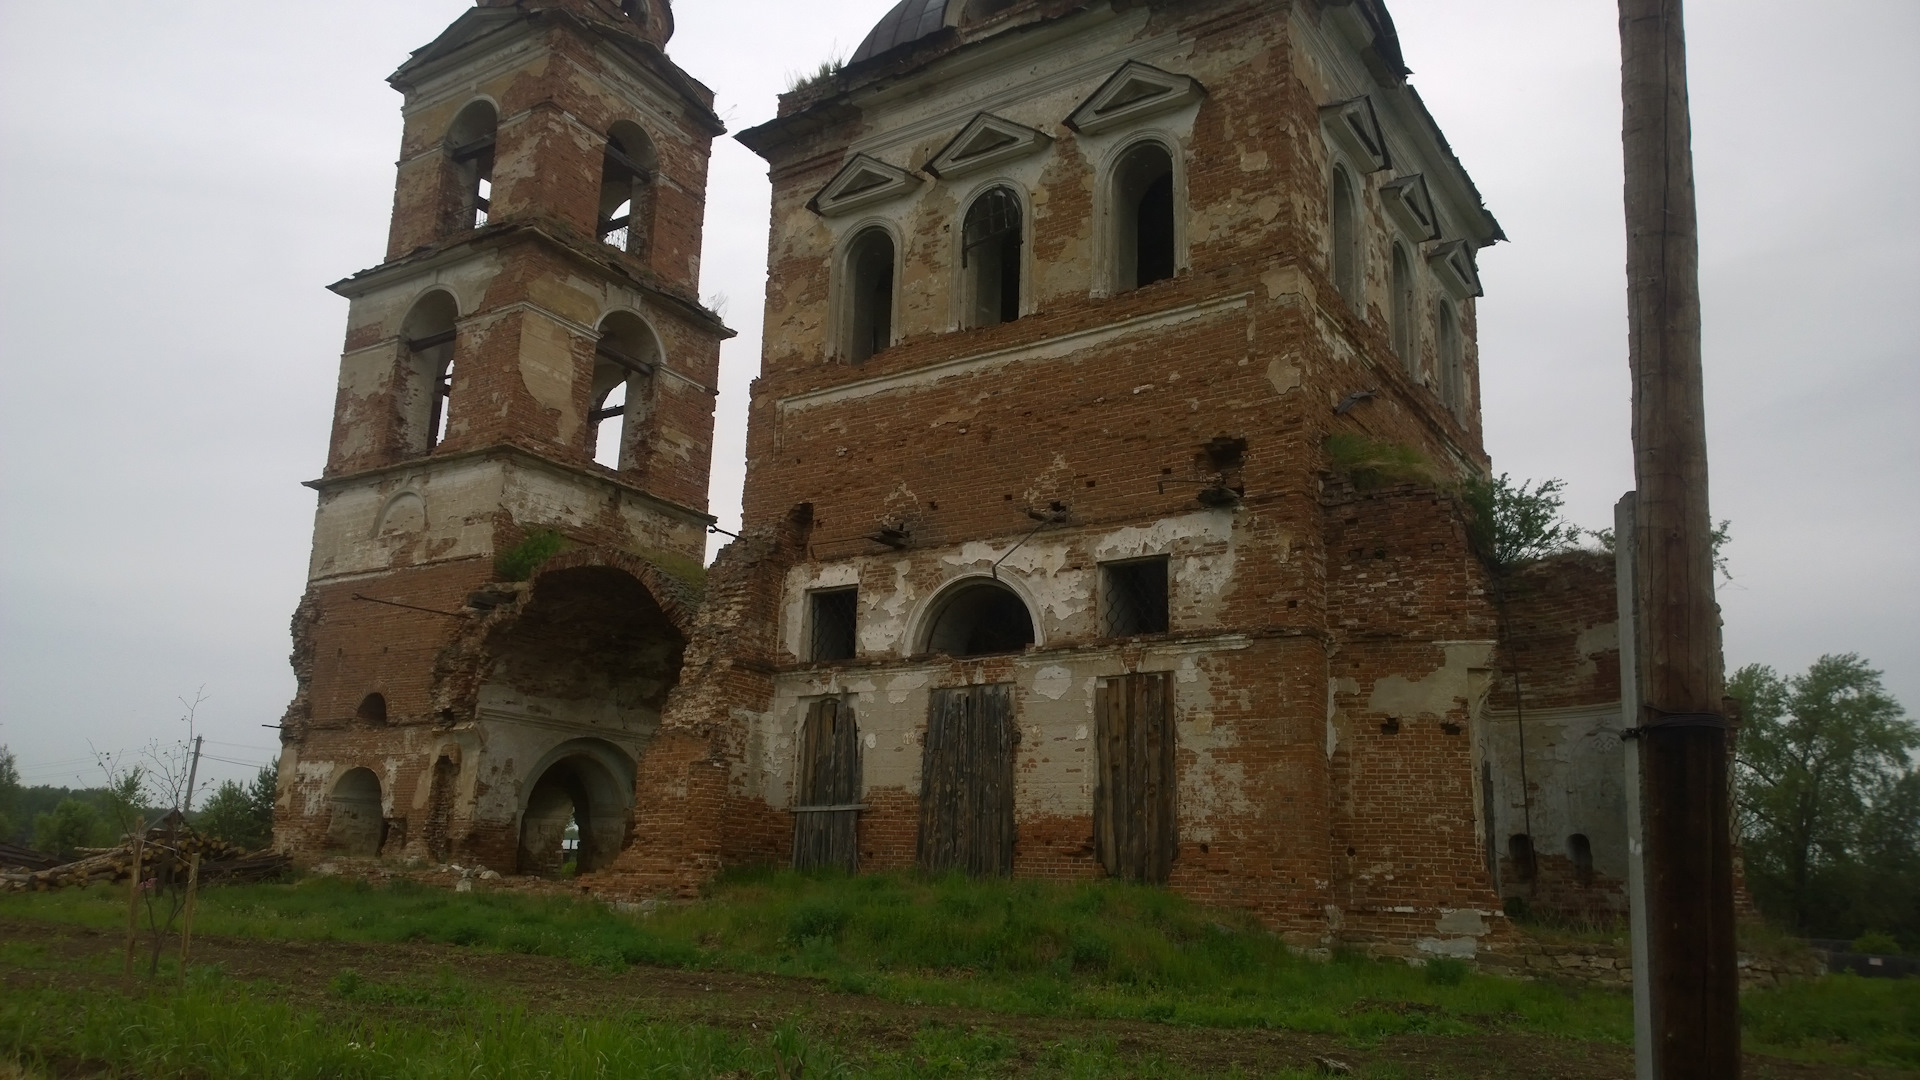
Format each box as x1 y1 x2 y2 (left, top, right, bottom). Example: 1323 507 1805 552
0 747 276 860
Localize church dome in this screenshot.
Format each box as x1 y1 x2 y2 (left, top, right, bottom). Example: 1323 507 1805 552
850 0 1023 65
850 0 953 64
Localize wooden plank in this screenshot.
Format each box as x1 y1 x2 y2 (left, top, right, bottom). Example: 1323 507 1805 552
918 684 1015 876
793 699 862 872
1093 673 1177 884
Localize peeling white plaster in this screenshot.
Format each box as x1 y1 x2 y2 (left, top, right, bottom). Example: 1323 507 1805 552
1033 665 1073 700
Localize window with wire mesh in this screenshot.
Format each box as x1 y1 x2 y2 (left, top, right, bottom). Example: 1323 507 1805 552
808 587 859 662
1101 557 1169 638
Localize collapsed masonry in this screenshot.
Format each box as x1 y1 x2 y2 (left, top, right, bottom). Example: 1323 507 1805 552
276 0 1631 955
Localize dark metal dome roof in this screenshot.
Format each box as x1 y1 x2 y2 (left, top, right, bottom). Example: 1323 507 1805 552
850 0 954 64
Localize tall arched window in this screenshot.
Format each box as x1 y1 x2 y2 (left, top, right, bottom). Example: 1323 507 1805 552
591 312 659 471
1330 165 1361 308
444 101 497 234
962 186 1023 328
1437 300 1464 417
401 291 459 454
600 122 659 261
1390 242 1416 373
1113 141 1176 291
844 227 895 365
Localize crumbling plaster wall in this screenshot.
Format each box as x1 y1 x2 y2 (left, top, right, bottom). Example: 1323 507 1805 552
1485 550 1631 919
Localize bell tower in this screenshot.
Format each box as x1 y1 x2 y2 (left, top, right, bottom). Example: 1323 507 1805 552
277 0 730 869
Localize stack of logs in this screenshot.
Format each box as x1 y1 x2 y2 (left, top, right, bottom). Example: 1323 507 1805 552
1 826 289 892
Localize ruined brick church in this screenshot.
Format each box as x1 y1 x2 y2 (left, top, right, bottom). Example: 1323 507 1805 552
276 0 1633 953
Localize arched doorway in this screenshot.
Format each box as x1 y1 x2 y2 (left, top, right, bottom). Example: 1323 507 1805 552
326 768 384 856
516 741 634 876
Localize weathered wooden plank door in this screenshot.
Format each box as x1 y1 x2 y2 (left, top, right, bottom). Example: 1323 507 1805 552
1093 672 1178 883
917 684 1016 876
792 697 862 872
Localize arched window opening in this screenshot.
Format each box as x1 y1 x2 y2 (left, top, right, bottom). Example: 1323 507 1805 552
326 768 385 857
516 749 631 876
356 693 388 726
1330 165 1361 308
1508 833 1537 883
445 101 497 233
1390 242 1416 373
401 291 459 454
844 228 895 364
924 579 1035 658
1438 301 1464 417
1113 142 1175 291
1568 833 1595 886
591 312 659 471
962 186 1023 328
600 123 659 260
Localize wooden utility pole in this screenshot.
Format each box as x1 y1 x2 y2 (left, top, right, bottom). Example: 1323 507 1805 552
1618 0 1740 1075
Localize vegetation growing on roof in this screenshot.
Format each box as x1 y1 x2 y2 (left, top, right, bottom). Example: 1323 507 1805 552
495 529 568 582
1323 432 1432 491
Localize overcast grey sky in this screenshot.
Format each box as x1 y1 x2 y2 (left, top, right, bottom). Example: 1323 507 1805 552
1 0 1913 793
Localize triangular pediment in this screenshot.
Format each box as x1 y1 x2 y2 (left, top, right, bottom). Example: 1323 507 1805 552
1426 239 1484 299
1066 61 1206 135
1320 95 1392 173
1381 173 1440 241
926 113 1052 179
809 154 923 217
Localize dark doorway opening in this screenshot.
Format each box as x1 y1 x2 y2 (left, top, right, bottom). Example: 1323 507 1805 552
326 768 385 856
516 748 631 876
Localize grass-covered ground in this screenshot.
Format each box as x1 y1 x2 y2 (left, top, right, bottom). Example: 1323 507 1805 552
3 868 1915 1077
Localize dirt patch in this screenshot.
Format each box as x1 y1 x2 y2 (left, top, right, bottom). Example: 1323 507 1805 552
0 919 1892 1079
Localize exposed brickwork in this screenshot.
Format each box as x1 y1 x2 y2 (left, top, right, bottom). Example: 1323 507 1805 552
276 0 1656 966
279 0 728 875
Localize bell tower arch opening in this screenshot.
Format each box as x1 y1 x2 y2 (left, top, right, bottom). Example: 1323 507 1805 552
591 312 662 471
443 100 497 234
400 290 459 454
600 121 660 260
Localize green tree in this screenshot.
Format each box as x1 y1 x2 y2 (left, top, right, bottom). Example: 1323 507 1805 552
1461 473 1583 570
32 798 110 860
0 746 19 843
195 762 277 850
1730 654 1919 943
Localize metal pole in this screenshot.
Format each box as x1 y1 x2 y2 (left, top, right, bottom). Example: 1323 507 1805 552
1618 0 1740 1074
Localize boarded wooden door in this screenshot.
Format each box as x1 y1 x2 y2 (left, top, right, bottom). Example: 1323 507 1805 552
792 698 862 872
917 684 1016 876
1094 672 1178 883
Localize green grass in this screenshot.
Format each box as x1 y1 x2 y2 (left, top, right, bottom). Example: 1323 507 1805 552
0 869 1630 1043
0 971 1324 1079
4 868 1915 1068
1 973 819 1080
1741 973 1920 1068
